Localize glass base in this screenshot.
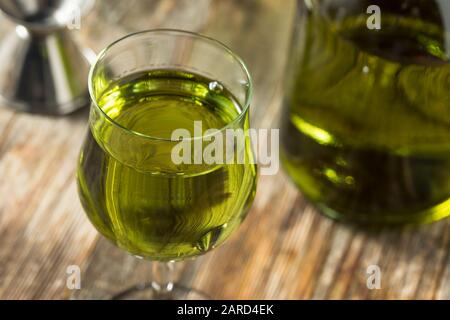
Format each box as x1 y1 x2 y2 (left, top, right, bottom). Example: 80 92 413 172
112 283 211 300
317 201 450 227
281 150 450 226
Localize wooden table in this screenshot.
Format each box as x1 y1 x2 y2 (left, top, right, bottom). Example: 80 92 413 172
1 0 450 300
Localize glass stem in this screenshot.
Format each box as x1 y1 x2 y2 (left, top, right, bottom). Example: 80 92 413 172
151 261 175 297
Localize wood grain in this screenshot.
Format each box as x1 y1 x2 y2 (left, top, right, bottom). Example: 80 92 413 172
1 0 450 300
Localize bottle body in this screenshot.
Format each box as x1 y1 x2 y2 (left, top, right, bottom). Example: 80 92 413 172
281 0 450 224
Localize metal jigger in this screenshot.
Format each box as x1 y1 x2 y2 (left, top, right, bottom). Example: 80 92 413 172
0 0 93 115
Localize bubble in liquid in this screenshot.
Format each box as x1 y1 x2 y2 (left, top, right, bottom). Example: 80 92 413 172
209 81 223 93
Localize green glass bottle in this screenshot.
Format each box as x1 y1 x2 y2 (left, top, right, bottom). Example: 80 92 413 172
281 0 450 224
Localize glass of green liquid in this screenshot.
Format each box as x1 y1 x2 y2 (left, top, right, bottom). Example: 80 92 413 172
76 29 256 299
282 0 450 225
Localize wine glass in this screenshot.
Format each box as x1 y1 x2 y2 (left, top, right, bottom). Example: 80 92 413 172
76 29 256 299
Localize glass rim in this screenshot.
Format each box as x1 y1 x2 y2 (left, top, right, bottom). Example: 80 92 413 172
88 28 253 142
